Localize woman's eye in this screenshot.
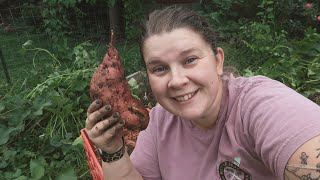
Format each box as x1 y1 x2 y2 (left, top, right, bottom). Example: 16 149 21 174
153 66 167 73
185 57 197 64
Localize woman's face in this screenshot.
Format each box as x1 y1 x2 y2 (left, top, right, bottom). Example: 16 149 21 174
143 28 224 129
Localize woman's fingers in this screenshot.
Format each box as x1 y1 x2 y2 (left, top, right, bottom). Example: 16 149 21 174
87 99 102 117
85 100 125 152
107 119 125 136
86 104 112 130
116 119 125 130
90 112 122 137
86 112 125 152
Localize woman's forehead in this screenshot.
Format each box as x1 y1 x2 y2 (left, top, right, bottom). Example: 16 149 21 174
143 28 209 58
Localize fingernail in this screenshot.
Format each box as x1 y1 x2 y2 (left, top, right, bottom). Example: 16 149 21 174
105 105 111 111
96 99 101 104
113 112 119 118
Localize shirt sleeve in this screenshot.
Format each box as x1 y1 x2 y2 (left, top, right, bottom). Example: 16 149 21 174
130 107 162 180
240 78 320 177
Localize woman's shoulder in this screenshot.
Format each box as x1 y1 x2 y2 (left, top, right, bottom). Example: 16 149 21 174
225 74 320 115
224 74 283 90
222 74 287 104
224 74 297 100
223 74 320 116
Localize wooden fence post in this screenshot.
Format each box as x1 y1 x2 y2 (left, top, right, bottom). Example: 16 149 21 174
0 48 11 84
109 0 124 39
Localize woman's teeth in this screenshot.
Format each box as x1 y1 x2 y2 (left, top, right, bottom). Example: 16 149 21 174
175 92 196 102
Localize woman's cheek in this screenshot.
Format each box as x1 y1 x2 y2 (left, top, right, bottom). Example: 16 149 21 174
149 77 164 96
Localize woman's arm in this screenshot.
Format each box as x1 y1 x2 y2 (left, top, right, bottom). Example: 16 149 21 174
102 106 162 180
103 152 143 180
240 77 320 178
284 134 320 180
85 100 144 180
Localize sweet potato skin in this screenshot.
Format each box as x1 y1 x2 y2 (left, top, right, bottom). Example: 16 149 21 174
90 31 149 132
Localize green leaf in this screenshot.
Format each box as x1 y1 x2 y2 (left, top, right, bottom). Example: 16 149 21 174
266 1 274 4
0 102 5 113
267 13 274 19
50 135 63 147
3 148 17 160
0 160 8 168
72 79 87 91
56 168 77 180
32 97 52 116
30 159 45 180
128 78 138 88
0 126 21 145
72 135 83 145
256 12 264 16
22 40 33 48
12 176 28 180
11 169 23 179
308 69 316 76
267 7 273 12
242 68 255 77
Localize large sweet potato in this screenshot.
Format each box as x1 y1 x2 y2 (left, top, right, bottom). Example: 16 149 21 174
90 31 149 151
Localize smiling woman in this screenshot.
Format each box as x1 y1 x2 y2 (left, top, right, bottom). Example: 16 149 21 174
85 5 320 180
143 28 224 129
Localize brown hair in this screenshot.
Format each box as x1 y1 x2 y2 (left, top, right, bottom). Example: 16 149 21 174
139 5 238 76
140 5 218 58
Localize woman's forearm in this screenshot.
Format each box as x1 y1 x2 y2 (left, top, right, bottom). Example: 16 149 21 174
102 152 143 180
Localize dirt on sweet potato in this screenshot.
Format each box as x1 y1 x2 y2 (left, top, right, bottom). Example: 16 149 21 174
90 30 150 154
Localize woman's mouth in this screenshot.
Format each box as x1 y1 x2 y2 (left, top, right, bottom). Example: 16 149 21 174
174 90 198 102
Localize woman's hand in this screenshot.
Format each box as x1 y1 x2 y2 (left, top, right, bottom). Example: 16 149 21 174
85 99 125 153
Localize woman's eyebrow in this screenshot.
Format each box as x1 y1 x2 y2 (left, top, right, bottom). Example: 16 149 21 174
146 48 201 65
179 47 200 56
146 58 162 65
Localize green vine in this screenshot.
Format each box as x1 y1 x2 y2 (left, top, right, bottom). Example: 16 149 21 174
41 0 97 56
22 40 61 67
123 0 145 40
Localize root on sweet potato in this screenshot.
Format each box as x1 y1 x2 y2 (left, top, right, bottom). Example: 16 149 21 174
90 30 150 154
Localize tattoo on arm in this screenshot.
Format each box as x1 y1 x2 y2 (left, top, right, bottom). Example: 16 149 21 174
285 165 320 180
300 152 309 165
285 151 320 180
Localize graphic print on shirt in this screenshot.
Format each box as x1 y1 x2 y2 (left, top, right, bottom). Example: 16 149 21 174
218 157 252 180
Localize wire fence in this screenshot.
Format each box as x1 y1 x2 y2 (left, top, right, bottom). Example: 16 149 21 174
0 1 200 85
0 3 111 84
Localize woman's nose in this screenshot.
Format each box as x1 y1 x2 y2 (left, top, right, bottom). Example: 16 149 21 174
168 69 189 89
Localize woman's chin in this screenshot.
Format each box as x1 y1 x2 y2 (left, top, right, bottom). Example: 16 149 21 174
177 109 204 121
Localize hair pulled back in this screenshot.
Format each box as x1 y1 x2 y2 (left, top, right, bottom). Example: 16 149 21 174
140 5 218 58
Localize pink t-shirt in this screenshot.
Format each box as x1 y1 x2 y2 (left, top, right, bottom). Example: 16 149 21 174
130 75 320 180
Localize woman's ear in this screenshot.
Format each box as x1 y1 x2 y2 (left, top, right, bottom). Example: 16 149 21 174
215 47 225 76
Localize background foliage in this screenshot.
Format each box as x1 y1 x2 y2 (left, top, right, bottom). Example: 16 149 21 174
0 0 319 179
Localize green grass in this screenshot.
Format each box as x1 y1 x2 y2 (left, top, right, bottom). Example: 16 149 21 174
0 31 146 103
0 30 54 86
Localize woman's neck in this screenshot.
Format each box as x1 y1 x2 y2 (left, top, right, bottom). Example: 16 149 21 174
190 78 223 130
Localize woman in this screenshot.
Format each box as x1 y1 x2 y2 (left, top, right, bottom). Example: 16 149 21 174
85 5 320 180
